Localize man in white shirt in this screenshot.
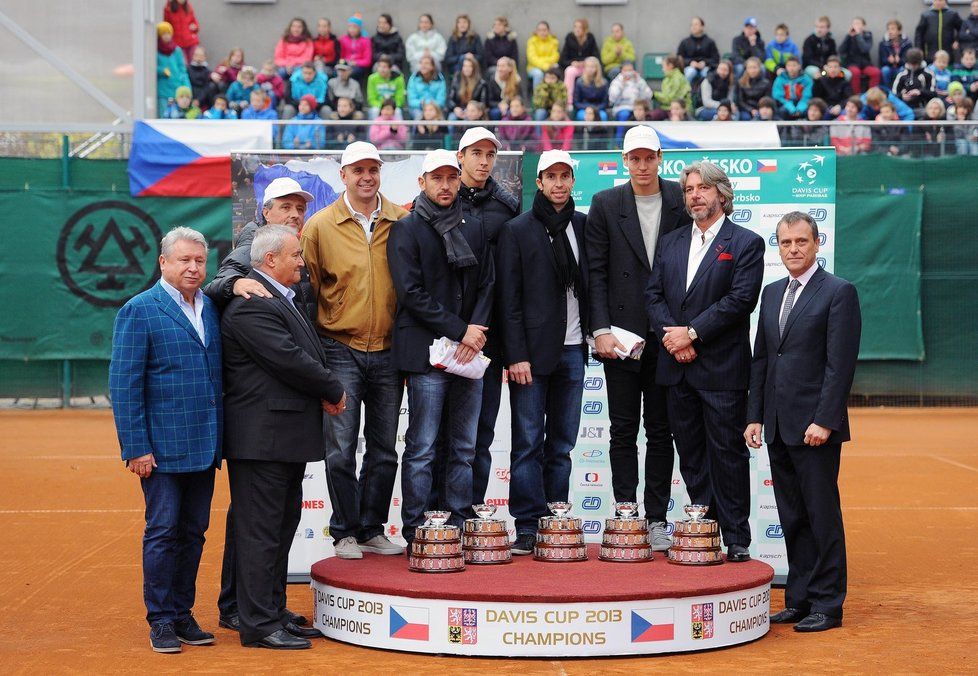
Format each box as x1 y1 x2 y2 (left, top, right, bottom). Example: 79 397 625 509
497 151 590 554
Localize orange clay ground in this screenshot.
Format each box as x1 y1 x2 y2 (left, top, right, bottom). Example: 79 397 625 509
0 408 975 674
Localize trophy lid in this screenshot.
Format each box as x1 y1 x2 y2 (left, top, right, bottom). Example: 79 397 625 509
473 503 497 519
615 502 638 519
684 504 709 521
547 501 572 517
424 510 451 526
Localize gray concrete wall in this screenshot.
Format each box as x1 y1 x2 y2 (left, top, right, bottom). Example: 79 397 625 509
194 0 929 73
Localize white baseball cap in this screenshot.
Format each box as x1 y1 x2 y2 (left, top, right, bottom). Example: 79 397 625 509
340 141 383 168
536 150 576 175
262 177 314 203
622 125 662 154
421 148 461 174
457 126 502 152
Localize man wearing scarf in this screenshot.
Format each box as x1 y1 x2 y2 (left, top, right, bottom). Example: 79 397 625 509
496 151 589 555
388 149 495 543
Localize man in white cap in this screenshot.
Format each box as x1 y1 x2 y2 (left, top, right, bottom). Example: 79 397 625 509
387 148 495 544
430 127 519 511
300 141 409 560
584 125 691 551
204 175 317 633
496 150 589 554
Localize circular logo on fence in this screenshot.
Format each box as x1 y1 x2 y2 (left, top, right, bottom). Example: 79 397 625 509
57 201 162 308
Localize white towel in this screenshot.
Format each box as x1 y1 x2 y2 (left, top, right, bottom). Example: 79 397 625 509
586 326 646 360
429 337 492 379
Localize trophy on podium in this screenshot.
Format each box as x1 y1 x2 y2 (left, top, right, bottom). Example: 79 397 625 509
408 510 465 573
599 501 653 563
462 503 512 565
534 502 588 562
667 504 724 565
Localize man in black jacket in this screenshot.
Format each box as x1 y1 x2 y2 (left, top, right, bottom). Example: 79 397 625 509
497 150 588 554
677 16 720 83
388 149 495 541
202 176 315 634
221 226 346 649
915 0 962 60
731 17 765 77
585 126 690 551
802 17 838 81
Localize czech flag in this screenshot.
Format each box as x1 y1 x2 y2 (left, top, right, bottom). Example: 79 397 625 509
128 120 273 197
631 608 675 642
389 606 429 641
757 159 779 173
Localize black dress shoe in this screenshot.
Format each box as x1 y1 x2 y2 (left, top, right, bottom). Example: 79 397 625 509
770 607 809 624
284 608 308 626
218 614 240 632
174 615 215 645
284 621 323 639
245 629 312 650
794 612 842 632
726 544 751 563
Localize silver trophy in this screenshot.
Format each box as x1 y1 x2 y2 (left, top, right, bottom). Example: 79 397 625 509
548 501 572 517
615 501 639 519
424 510 451 526
684 504 709 521
473 503 497 520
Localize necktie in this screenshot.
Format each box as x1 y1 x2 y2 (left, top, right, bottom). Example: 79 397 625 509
779 279 801 337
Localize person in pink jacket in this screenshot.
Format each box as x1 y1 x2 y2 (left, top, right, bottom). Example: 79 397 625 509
340 14 373 86
369 99 409 149
274 18 314 78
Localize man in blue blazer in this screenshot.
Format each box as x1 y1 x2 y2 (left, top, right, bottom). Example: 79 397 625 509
496 150 589 554
746 212 861 632
646 161 764 563
109 227 222 653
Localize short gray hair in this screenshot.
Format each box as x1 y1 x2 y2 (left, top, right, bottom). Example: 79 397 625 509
679 161 735 216
160 227 208 257
776 211 819 241
250 225 298 268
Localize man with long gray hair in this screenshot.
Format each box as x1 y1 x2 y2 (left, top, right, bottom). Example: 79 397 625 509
646 161 764 563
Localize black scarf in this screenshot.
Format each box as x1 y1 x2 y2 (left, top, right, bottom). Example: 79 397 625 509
532 189 580 296
413 191 477 269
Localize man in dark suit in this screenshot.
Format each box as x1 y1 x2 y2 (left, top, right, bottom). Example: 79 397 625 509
221 225 346 650
110 227 222 653
585 126 691 550
746 211 861 632
646 161 764 563
497 150 589 554
387 149 495 541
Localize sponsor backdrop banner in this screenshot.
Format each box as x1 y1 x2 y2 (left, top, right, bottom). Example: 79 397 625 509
235 147 837 580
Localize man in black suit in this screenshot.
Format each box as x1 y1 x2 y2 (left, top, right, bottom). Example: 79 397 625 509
221 225 346 649
387 149 495 541
496 150 589 555
746 211 861 632
646 161 764 563
585 126 691 550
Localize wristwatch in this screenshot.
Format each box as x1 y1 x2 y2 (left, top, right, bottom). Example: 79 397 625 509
687 326 698 342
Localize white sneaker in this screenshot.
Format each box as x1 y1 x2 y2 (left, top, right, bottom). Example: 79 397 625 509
334 536 363 559
359 534 405 555
649 521 672 552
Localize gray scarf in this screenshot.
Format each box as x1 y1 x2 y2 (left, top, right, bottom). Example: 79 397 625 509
413 191 477 269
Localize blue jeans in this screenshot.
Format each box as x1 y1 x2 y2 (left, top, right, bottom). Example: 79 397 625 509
684 66 710 82
140 468 215 626
533 108 550 121
322 338 402 542
528 67 545 90
508 345 585 535
402 370 483 539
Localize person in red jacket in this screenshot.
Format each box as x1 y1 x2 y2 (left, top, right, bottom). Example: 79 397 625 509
313 18 342 77
274 17 315 79
163 0 199 63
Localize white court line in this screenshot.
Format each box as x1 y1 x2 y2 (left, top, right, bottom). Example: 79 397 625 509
1 455 118 461
932 456 978 473
846 506 978 511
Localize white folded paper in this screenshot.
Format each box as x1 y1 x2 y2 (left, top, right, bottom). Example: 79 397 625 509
586 326 646 360
429 337 492 379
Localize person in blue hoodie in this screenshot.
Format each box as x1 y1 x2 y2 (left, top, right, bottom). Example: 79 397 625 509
281 95 326 149
202 95 238 119
406 54 447 119
240 89 279 120
765 23 801 75
772 56 812 119
286 62 329 118
860 86 915 121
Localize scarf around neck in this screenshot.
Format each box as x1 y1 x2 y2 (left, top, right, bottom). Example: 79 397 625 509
531 189 580 295
158 37 177 56
413 191 477 269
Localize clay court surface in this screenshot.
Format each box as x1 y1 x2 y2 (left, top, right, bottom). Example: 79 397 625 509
0 408 975 674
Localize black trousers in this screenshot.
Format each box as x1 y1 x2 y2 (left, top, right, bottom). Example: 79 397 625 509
226 459 305 644
603 345 674 523
667 380 751 547
768 430 847 618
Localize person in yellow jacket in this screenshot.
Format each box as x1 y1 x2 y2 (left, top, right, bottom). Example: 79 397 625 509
601 23 636 79
299 141 409 560
527 21 560 90
650 54 693 119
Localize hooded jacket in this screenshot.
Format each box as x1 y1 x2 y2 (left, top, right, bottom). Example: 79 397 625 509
915 7 963 59
372 29 407 73
676 33 720 69
802 33 837 70
484 30 519 69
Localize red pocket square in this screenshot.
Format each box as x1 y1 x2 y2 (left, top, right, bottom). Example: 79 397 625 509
718 252 734 261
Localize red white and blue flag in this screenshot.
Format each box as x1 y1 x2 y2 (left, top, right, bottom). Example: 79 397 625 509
631 608 675 642
757 159 779 172
128 120 272 197
389 605 429 641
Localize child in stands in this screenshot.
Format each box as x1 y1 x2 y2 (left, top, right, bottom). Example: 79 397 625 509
281 95 326 149
202 94 237 119
164 86 201 119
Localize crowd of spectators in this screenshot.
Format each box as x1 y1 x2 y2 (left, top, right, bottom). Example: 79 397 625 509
156 1 978 155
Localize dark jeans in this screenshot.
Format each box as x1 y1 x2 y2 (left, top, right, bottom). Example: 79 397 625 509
769 431 847 618
140 468 215 626
509 345 585 535
603 344 674 522
667 381 751 547
227 459 305 645
401 370 483 540
321 338 402 542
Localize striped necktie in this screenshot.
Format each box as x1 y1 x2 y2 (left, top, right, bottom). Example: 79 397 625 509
779 279 801 337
